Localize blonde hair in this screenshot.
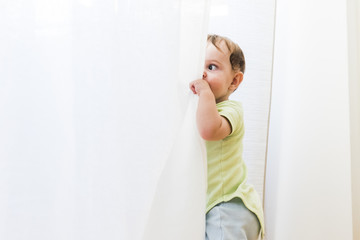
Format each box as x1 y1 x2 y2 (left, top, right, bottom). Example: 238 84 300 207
207 34 246 73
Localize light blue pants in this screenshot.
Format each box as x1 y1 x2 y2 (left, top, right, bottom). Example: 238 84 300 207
205 198 260 240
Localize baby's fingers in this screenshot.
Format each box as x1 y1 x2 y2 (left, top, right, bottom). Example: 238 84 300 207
189 82 197 94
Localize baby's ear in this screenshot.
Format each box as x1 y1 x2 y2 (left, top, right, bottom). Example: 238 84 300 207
230 72 243 91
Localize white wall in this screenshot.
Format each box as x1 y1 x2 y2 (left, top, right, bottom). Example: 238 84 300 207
264 0 354 239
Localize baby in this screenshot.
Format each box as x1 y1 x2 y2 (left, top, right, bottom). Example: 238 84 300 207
190 34 264 240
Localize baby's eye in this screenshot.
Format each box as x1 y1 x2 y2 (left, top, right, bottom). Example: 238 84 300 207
208 64 217 70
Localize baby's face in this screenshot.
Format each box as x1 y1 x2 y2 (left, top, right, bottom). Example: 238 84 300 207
203 41 236 103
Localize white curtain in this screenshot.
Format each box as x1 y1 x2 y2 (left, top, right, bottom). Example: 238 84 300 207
0 1 209 239
264 0 354 239
348 1 360 239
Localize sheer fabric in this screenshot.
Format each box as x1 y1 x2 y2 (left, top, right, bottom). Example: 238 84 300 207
0 0 209 239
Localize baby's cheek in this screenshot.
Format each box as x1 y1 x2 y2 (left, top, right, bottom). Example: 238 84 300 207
208 81 221 91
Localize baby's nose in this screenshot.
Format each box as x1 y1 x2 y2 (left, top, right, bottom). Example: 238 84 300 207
202 71 207 79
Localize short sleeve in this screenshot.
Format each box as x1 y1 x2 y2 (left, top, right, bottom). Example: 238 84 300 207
217 100 243 136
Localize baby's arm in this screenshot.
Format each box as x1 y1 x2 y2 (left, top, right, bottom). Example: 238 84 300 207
189 79 231 141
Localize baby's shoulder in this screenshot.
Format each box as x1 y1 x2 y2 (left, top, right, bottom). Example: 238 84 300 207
217 100 243 115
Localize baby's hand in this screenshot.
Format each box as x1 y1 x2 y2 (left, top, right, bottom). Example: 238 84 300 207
189 79 212 96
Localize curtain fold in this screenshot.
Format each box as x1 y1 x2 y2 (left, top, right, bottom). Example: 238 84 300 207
0 0 209 239
143 0 209 239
